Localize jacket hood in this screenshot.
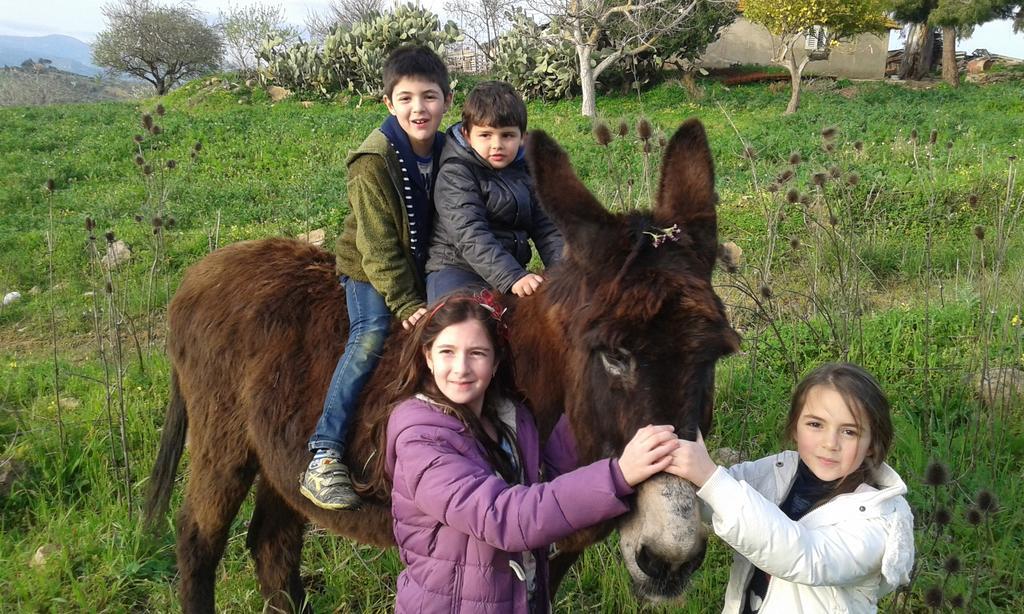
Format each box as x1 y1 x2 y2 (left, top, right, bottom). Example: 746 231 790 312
442 122 526 168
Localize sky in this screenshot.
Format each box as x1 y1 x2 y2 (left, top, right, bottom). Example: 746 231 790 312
0 0 1021 59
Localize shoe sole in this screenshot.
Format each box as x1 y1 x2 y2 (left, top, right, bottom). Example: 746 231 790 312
299 482 361 511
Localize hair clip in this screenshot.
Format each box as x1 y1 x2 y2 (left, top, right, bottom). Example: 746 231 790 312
644 224 681 248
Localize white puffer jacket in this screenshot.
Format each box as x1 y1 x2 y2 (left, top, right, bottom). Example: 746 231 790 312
698 450 915 614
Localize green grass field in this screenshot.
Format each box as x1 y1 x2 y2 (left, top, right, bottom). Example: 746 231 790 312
1 72 1023 611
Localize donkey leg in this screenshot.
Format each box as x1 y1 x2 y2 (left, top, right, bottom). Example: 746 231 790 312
247 479 310 613
548 550 582 602
177 455 257 614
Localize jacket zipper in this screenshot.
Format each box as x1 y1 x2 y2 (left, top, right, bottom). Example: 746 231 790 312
450 564 464 614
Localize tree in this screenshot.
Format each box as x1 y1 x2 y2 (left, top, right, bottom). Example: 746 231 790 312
219 2 298 74
305 0 385 40
891 0 937 80
93 0 223 94
525 0 736 117
890 1 1018 87
743 0 889 115
930 1 1018 86
444 0 519 65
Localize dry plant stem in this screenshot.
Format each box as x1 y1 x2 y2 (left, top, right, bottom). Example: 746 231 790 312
87 239 121 490
46 190 66 452
212 209 222 252
107 282 133 513
721 272 798 383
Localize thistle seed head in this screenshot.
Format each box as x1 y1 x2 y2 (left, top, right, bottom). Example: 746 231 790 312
151 124 162 136
617 121 628 138
142 114 153 130
910 129 918 142
766 183 779 193
949 594 964 608
846 173 860 186
934 507 951 526
929 129 937 145
133 134 143 143
924 460 950 486
105 281 113 294
786 188 799 204
166 217 176 228
152 216 163 228
777 169 794 184
924 586 944 608
828 214 838 226
134 155 144 166
945 140 953 150
821 126 837 140
759 284 772 299
166 159 177 169
594 123 612 146
637 118 652 141
974 225 985 240
45 178 55 192
143 164 153 176
105 230 115 243
194 141 203 152
943 555 961 575
976 489 998 514
155 103 166 116
789 236 800 249
966 507 982 525
812 172 828 187
853 140 863 152
788 151 801 165
85 217 95 231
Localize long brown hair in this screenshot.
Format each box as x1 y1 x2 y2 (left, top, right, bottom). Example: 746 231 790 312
784 362 894 501
358 292 523 500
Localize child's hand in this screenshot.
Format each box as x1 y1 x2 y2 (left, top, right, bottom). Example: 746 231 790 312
664 430 718 488
402 307 428 330
617 425 681 487
511 273 544 297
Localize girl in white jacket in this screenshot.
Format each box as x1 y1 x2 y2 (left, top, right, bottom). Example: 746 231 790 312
668 362 915 614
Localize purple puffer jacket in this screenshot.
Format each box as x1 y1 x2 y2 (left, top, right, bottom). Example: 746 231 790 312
386 397 634 613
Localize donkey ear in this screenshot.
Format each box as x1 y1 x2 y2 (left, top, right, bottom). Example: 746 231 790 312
653 119 719 277
527 130 618 262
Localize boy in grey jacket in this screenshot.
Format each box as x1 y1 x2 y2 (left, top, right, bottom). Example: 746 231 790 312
426 81 563 303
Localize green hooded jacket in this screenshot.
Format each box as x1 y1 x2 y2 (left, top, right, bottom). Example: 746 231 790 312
335 129 426 322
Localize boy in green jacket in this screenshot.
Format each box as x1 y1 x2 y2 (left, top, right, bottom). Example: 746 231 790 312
300 45 452 510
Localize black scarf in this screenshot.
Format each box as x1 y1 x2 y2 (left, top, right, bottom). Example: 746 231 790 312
742 460 838 614
379 115 446 279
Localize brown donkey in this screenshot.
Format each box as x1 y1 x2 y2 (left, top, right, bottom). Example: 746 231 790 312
145 119 739 612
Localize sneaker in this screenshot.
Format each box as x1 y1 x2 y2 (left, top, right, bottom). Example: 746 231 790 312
299 457 362 510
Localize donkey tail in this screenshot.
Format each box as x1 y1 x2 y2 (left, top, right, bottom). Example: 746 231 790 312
144 366 188 529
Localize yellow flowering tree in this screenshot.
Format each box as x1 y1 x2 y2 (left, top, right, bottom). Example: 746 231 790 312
743 0 889 114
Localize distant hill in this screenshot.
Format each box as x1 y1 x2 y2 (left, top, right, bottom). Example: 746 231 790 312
0 34 102 76
0 65 148 106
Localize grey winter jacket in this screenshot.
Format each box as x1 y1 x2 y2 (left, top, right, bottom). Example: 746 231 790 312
427 124 564 293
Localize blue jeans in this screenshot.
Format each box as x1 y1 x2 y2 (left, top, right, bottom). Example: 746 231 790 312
308 277 392 453
427 267 489 304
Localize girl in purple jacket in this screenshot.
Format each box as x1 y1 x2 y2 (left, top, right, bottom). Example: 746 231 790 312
360 292 680 613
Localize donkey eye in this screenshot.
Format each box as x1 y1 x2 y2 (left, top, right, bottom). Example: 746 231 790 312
599 348 635 379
